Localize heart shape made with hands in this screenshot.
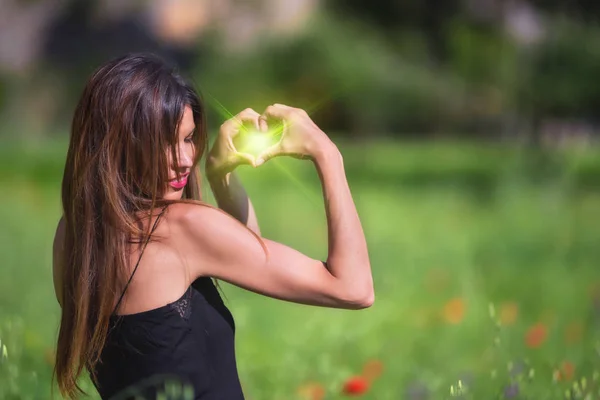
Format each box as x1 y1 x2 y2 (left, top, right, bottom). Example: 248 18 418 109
232 123 283 165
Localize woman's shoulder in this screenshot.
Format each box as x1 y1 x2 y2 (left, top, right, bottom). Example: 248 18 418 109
166 202 246 238
165 202 263 273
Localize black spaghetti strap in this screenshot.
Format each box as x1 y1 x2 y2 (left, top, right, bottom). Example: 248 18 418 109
112 206 168 315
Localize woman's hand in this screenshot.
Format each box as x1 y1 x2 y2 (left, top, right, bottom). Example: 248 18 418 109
256 104 336 165
205 108 261 177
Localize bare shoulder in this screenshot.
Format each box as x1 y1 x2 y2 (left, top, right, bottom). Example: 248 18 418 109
52 216 66 306
167 202 259 243
164 201 219 227
165 202 267 275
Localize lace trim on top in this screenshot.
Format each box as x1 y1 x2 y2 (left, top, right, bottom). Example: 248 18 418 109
169 288 192 319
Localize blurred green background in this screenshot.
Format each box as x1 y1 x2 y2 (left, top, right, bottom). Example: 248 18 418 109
1 0 600 399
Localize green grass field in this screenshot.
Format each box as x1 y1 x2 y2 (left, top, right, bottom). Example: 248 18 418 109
1 140 599 399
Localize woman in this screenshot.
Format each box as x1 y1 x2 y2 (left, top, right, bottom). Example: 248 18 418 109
52 53 373 400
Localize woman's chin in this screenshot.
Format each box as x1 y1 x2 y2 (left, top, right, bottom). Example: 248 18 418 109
163 187 184 201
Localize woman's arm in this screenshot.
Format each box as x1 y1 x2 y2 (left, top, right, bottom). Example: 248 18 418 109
205 108 264 235
176 104 373 309
207 171 260 236
313 143 373 301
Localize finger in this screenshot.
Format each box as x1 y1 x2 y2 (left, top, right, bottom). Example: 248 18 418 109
241 108 261 130
260 106 289 136
261 104 289 121
258 115 268 133
235 152 256 167
255 143 281 166
238 110 261 133
273 103 295 109
226 108 261 137
273 103 306 115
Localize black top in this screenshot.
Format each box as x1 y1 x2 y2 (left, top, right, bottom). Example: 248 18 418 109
92 207 245 400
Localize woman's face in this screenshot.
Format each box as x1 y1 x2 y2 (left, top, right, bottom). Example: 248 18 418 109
164 105 196 200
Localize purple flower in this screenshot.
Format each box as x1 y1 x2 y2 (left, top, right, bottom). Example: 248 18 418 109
405 381 429 400
509 360 525 377
504 383 519 398
458 371 474 386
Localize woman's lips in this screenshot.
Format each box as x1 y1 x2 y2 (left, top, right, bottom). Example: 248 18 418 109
169 173 189 190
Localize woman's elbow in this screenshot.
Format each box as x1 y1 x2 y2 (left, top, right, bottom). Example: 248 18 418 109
342 287 375 310
356 290 375 309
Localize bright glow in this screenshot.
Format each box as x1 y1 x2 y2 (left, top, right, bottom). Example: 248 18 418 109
200 91 326 205
237 128 280 157
233 126 285 159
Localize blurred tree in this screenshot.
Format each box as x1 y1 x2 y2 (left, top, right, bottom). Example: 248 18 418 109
529 21 600 121
38 0 198 131
528 0 600 22
4 0 600 141
325 0 465 63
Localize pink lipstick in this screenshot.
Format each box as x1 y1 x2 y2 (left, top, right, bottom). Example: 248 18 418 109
169 173 189 190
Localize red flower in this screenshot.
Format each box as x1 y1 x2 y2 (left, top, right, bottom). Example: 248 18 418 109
343 376 369 396
525 323 547 348
561 361 575 380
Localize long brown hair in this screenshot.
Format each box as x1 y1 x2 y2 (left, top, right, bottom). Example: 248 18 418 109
54 53 210 399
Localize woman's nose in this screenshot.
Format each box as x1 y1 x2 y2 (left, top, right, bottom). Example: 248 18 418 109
177 146 194 168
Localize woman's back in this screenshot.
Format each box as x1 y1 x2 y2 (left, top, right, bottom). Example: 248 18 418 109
95 278 243 399
92 207 245 399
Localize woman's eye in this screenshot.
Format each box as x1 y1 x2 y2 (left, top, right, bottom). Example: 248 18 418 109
184 136 193 143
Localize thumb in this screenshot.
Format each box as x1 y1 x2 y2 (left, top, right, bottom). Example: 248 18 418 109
255 143 281 166
235 152 257 167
